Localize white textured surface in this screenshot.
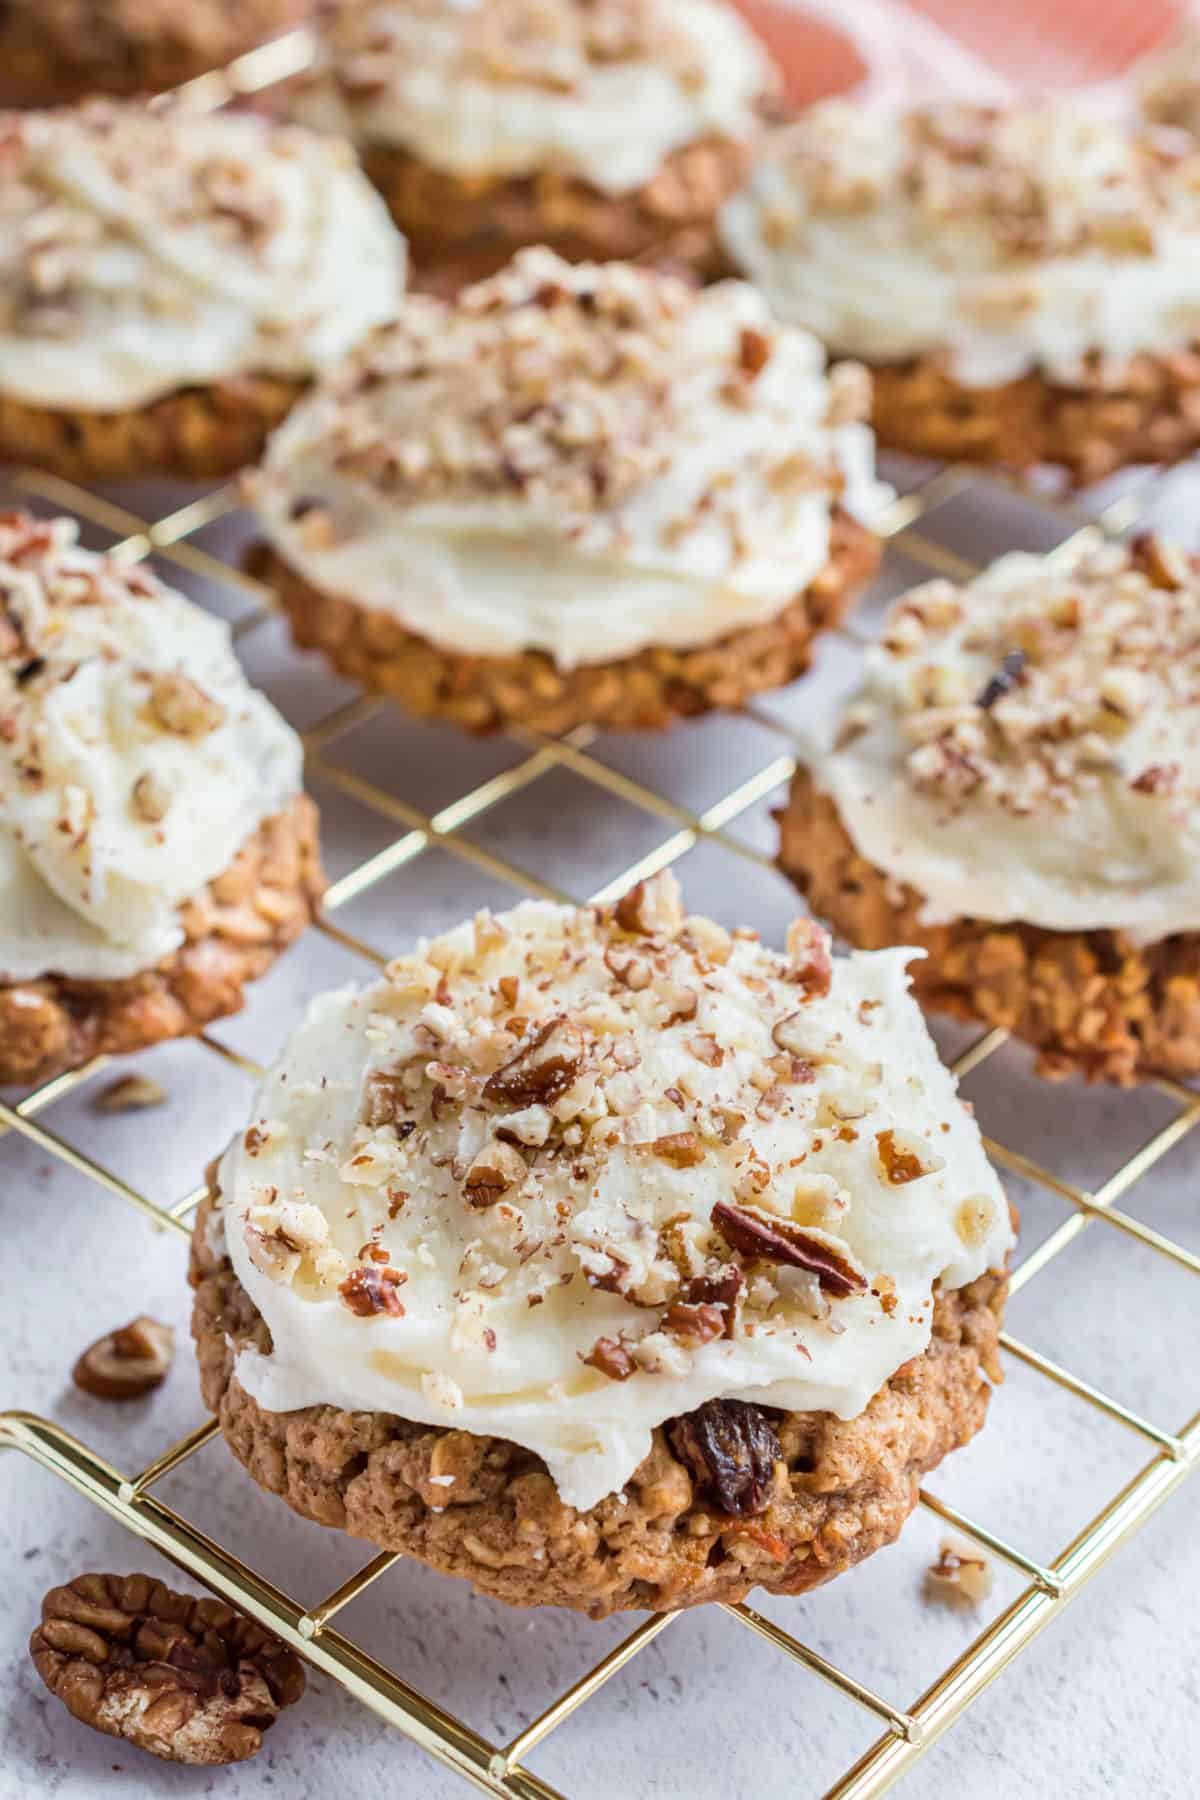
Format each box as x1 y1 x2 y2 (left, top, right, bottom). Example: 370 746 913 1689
1 453 1198 1799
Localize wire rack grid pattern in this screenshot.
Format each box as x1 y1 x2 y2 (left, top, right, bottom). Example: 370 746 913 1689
1 33 1198 1800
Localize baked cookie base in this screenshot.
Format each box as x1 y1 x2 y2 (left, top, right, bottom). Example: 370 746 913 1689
0 1 307 102
0 376 303 485
190 1195 1005 1618
778 769 1200 1084
361 133 758 287
249 509 879 736
0 796 323 1089
870 349 1200 486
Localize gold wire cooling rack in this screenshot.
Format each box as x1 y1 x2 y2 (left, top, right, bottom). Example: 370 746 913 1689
1 28 1199 1800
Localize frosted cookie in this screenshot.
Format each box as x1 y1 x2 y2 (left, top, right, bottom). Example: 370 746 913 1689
190 872 1012 1617
0 0 308 102
0 102 406 481
246 249 886 735
281 0 781 282
1139 28 1200 136
721 102 1200 484
0 514 323 1087
779 534 1200 1083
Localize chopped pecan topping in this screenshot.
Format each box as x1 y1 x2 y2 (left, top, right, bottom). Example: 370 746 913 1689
72 1317 174 1401
339 1265 407 1317
876 1128 943 1184
482 1016 586 1108
925 1539 994 1607
648 1132 705 1169
131 770 171 824
975 648 1026 710
462 1139 527 1208
613 871 684 938
711 1202 867 1297
582 1336 636 1380
661 1299 725 1344
30 1572 305 1765
668 1399 782 1517
689 1031 724 1067
1128 531 1190 591
680 1264 744 1334
1130 762 1181 795
784 918 833 999
738 326 772 378
148 673 226 739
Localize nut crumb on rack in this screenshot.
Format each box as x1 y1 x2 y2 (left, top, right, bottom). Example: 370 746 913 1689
925 1538 994 1607
72 1318 175 1400
90 1074 167 1114
30 1572 304 1764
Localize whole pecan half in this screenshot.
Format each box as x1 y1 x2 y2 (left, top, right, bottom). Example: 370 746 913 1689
711 1202 867 1298
668 1399 782 1517
30 1573 305 1765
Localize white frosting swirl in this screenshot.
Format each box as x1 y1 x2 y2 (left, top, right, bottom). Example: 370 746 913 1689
250 251 887 670
211 876 1010 1512
288 0 775 195
721 102 1200 387
0 516 304 984
813 539 1200 939
0 102 406 412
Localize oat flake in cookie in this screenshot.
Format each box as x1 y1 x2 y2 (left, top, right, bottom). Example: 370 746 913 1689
781 535 1200 1082
283 0 781 280
721 102 1200 483
246 248 886 735
191 874 1012 1615
0 101 406 482
0 514 323 1087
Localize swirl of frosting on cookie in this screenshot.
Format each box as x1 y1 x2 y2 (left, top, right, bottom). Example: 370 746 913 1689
0 101 407 411
813 534 1200 938
287 0 776 195
249 250 887 669
211 873 1010 1511
0 513 304 983
721 102 1200 387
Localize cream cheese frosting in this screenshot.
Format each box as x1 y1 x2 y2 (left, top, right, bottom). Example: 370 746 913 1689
248 249 888 671
210 872 1011 1512
0 514 304 984
812 536 1200 939
287 0 776 195
0 101 407 412
720 102 1200 388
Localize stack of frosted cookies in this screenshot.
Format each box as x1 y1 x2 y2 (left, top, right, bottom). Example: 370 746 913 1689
245 247 887 734
280 0 783 285
779 534 1200 1084
0 100 406 481
191 873 1012 1616
721 101 1200 483
0 514 323 1087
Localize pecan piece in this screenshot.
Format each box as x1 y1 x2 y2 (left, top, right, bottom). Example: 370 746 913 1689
784 917 833 999
1128 530 1190 591
738 325 772 377
668 1399 782 1517
30 1572 305 1764
647 1132 705 1168
711 1202 867 1297
482 1016 585 1108
662 1299 725 1345
876 1128 944 1185
462 1139 526 1208
976 648 1026 711
148 673 226 738
72 1317 174 1401
680 1264 744 1336
339 1265 407 1317
90 1074 166 1114
612 870 684 937
582 1336 636 1380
